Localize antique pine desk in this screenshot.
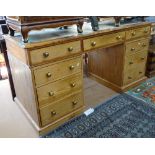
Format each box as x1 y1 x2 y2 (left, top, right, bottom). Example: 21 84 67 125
4 20 151 135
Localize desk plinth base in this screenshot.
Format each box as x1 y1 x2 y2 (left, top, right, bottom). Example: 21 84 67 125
88 73 147 93
14 97 84 136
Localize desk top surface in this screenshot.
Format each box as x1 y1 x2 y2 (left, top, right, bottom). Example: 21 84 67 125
4 17 155 49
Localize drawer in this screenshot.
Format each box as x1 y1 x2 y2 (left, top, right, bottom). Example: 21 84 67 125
126 26 150 40
33 56 82 87
123 64 146 85
37 73 83 107
83 31 125 51
125 38 149 55
30 41 81 65
40 91 84 126
124 51 148 71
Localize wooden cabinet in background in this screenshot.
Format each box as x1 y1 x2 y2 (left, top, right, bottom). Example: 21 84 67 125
6 16 85 43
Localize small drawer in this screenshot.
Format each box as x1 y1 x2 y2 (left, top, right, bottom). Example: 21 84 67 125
40 91 84 126
83 31 125 51
30 41 81 65
124 51 148 71
33 56 82 87
126 26 150 40
37 73 83 107
123 64 146 85
125 38 149 55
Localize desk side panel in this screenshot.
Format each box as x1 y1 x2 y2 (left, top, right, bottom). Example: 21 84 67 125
8 52 39 126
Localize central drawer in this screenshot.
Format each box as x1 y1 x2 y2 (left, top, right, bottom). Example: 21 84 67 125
126 26 150 40
37 73 83 107
83 31 125 51
30 41 81 65
40 91 84 126
33 56 82 87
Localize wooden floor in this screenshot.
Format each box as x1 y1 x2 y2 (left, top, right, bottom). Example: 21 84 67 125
84 77 118 109
0 77 118 137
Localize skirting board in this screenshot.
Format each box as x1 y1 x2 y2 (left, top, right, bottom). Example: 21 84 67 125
14 97 40 133
89 73 147 92
14 97 84 136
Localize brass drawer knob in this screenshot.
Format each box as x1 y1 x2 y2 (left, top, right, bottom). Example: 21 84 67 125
91 41 96 47
70 83 76 87
116 35 121 40
72 101 78 106
49 91 55 96
144 28 148 33
51 111 57 116
69 65 75 70
141 57 145 60
43 52 49 58
128 76 132 79
131 31 136 36
129 62 133 65
68 47 73 52
131 48 135 51
46 72 52 77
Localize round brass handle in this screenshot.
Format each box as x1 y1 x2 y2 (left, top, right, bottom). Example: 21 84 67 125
129 62 133 65
68 47 73 52
69 65 75 70
144 28 148 33
72 101 78 106
91 41 96 47
49 91 54 96
131 31 136 36
51 111 57 116
43 52 49 58
70 83 76 87
138 42 141 45
116 36 121 40
46 72 52 77
131 48 135 51
128 76 132 79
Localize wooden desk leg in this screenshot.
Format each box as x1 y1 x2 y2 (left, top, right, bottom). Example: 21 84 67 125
4 51 16 100
8 27 15 36
77 22 83 33
21 27 29 43
0 39 16 100
0 68 2 80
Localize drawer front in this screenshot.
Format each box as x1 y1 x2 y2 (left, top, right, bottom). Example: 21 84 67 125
123 64 146 85
33 57 82 87
30 41 81 65
126 26 150 40
37 73 83 107
124 51 148 71
40 92 84 126
83 31 125 51
125 38 149 55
